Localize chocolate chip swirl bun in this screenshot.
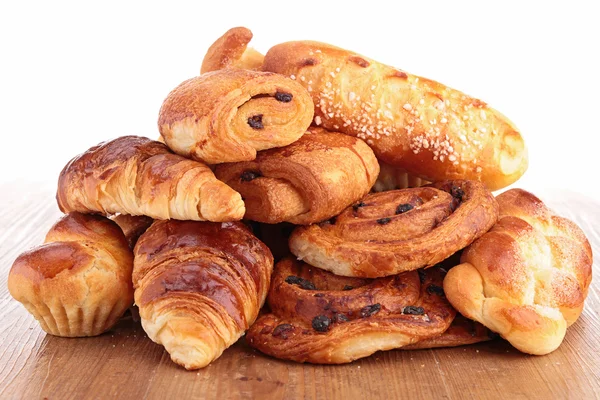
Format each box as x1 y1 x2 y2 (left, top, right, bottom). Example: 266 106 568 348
158 69 314 164
289 180 498 278
246 258 456 364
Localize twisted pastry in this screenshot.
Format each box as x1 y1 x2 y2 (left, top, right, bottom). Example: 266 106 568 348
214 127 379 224
373 161 429 192
444 189 593 355
57 136 244 222
262 39 528 190
246 258 455 364
158 69 314 164
133 220 273 370
201 26 264 74
289 180 498 278
8 213 133 337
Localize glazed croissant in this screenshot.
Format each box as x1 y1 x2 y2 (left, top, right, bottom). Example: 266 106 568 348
57 136 244 222
201 26 264 74
8 213 134 337
262 40 528 191
133 220 273 370
214 127 380 224
158 69 314 164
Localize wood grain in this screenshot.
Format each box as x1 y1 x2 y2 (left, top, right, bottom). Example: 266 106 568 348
0 183 598 400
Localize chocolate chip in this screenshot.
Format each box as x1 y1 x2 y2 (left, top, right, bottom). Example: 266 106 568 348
377 217 391 225
332 313 349 323
343 285 354 291
275 92 293 102
395 203 414 215
285 275 316 290
427 285 445 296
352 202 366 211
417 269 426 284
451 186 465 200
360 303 381 318
402 306 425 315
312 315 331 332
247 114 264 129
240 171 261 182
272 324 294 339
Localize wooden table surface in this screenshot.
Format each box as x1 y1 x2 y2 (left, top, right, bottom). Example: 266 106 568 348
0 183 598 400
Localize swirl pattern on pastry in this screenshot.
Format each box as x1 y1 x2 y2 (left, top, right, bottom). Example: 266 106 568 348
289 180 498 277
214 127 379 224
158 69 314 164
246 257 455 364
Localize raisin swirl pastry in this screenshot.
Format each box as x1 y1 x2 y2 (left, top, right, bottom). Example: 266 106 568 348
246 258 456 364
289 180 498 278
158 69 314 164
262 39 528 191
214 128 379 225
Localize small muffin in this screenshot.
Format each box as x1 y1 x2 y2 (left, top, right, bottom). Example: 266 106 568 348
8 213 134 337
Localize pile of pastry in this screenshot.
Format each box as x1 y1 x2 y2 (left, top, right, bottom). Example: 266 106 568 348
8 27 592 370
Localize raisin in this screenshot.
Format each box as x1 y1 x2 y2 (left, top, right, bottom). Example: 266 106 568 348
427 285 445 296
312 315 331 332
333 313 349 323
240 171 261 182
285 275 316 290
377 217 391 225
395 203 414 215
272 324 294 339
247 114 264 129
402 306 425 315
360 303 381 317
275 92 293 102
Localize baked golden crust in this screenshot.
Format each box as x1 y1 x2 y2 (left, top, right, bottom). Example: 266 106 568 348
246 258 455 364
214 127 379 224
133 220 273 370
443 189 593 355
262 40 528 190
57 136 244 222
201 27 264 74
401 314 492 350
289 180 498 278
373 160 429 192
158 69 314 164
8 213 133 337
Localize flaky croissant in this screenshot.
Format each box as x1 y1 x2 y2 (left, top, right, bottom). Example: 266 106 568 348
214 127 379 224
133 220 273 370
262 40 528 191
158 69 314 164
57 136 244 222
444 189 593 355
8 213 133 337
201 26 264 74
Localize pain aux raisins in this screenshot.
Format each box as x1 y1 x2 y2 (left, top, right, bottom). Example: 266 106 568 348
312 315 331 332
247 114 264 129
395 203 414 215
360 303 381 317
402 306 425 315
240 171 261 182
274 92 293 102
285 275 317 290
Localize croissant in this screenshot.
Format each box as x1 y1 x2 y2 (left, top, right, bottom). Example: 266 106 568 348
57 136 244 222
246 257 456 364
443 189 593 355
201 26 264 74
289 180 498 278
133 219 273 370
262 40 528 191
158 69 314 164
8 213 133 337
214 127 379 224
373 161 429 192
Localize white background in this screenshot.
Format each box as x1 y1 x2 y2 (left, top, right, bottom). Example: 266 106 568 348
1 1 598 200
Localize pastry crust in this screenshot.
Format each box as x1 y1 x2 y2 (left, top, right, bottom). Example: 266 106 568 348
214 127 379 224
289 180 498 278
133 220 273 370
246 258 455 364
57 136 244 222
8 213 134 337
443 189 593 355
373 160 429 192
201 27 264 74
158 69 314 164
110 214 154 249
262 40 528 190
